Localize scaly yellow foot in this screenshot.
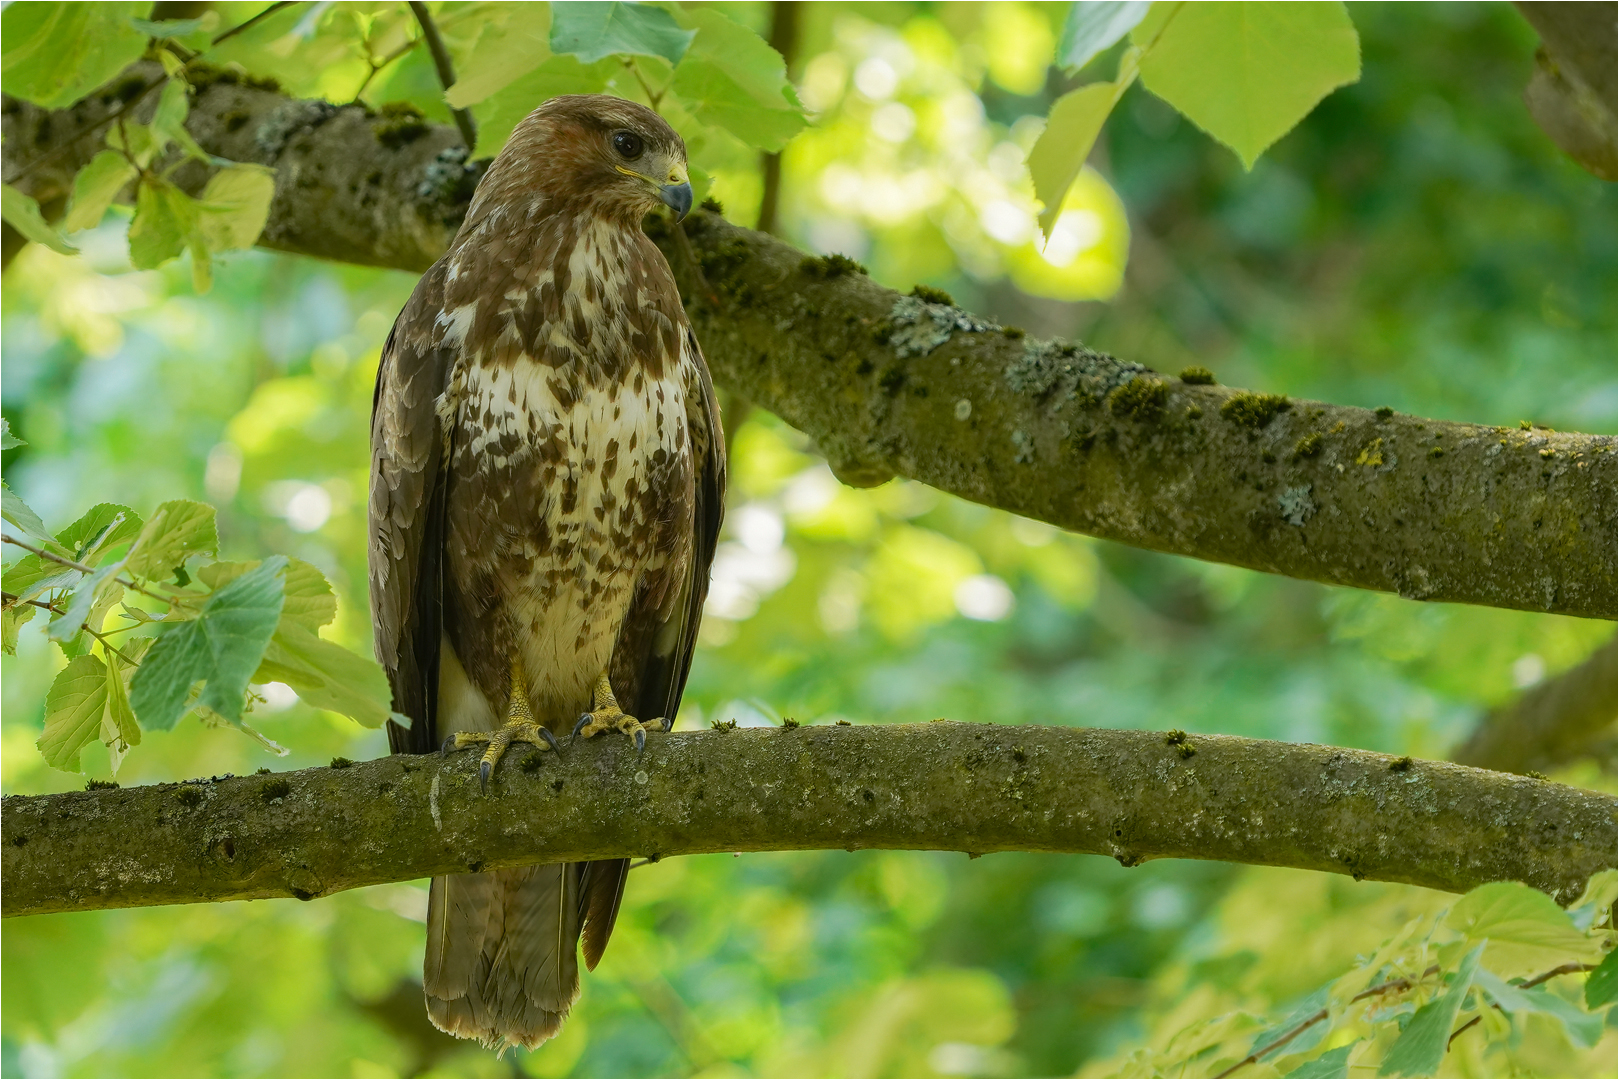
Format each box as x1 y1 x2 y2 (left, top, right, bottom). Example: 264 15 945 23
443 655 560 791
570 670 669 755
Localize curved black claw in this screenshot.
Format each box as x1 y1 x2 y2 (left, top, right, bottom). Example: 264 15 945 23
441 735 457 755
659 715 674 733
537 727 562 754
479 758 492 794
571 713 592 745
634 726 647 756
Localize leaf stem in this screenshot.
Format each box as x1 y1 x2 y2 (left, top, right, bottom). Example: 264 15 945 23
1 591 140 667
0 533 172 606
212 1 301 47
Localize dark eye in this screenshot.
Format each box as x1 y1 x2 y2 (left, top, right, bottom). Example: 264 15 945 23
612 131 644 160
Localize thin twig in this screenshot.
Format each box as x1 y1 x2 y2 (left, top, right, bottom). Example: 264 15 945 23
406 1 477 150
0 533 172 605
2 591 140 667
1445 962 1595 1049
351 35 422 103
212 1 300 46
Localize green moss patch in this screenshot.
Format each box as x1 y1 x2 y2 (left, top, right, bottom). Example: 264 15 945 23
1108 376 1169 420
1178 365 1217 384
1221 392 1291 428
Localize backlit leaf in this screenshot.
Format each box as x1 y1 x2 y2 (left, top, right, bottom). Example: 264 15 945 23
149 77 214 165
1445 881 1591 953
127 176 199 271
1134 1 1360 168
550 2 695 66
256 620 392 727
1284 1042 1356 1078
1029 76 1130 235
129 556 287 730
57 503 143 563
1 184 77 255
3 603 36 655
1057 1 1150 73
197 165 276 251
670 8 805 152
201 557 335 629
48 561 123 642
1377 942 1482 1077
0 417 22 449
124 499 216 581
1 1 147 109
445 3 553 109
2 480 57 545
65 151 140 233
38 654 110 771
471 54 618 158
1585 950 1616 1010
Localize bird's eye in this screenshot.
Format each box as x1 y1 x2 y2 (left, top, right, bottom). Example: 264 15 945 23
612 131 645 160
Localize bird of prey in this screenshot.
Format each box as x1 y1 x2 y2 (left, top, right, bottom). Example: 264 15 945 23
368 95 724 1051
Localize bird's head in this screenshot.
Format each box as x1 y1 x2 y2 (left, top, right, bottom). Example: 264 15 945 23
492 94 692 225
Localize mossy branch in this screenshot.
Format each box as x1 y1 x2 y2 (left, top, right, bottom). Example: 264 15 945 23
3 70 1615 618
3 723 1615 919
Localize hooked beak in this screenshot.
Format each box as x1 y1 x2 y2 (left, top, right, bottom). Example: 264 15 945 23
660 180 693 221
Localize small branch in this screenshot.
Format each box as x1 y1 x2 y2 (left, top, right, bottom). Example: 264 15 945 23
1 591 140 667
406 1 477 150
212 1 300 47
1452 638 1617 775
3 724 1613 918
0 533 171 606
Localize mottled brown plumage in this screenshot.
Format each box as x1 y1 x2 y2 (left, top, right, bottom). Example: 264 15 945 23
369 95 723 1051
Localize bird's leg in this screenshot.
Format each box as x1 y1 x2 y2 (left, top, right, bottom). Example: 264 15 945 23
571 670 670 755
443 653 561 791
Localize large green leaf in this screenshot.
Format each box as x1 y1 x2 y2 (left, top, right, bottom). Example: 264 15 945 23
1057 1 1150 73
472 54 619 158
1134 1 1360 168
200 557 335 630
256 620 392 728
670 8 805 153
38 654 110 771
1 480 57 545
124 499 217 581
129 557 286 730
196 165 276 252
1445 881 1592 953
1377 942 1483 1078
0 1 148 109
64 151 140 233
445 3 554 109
57 503 143 562
148 77 214 166
127 176 200 272
550 2 695 66
1 184 77 256
1028 74 1131 235
2 604 37 655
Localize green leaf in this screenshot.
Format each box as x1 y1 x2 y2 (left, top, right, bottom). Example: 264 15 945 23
1378 943 1483 1078
256 620 392 728
3 603 37 655
1 1 148 109
1028 75 1131 235
1445 881 1592 953
1248 983 1331 1061
445 3 554 108
102 650 140 776
2 480 57 545
1 184 77 255
670 8 806 152
64 150 140 233
1587 950 1617 1010
199 557 335 630
149 78 213 166
38 654 110 771
106 120 162 170
1 417 25 449
550 1 695 66
1134 1 1360 169
129 556 287 731
1285 1042 1356 1079
57 503 144 564
124 498 216 581
48 561 123 642
1057 1 1151 73
472 54 618 157
128 176 200 271
196 165 276 252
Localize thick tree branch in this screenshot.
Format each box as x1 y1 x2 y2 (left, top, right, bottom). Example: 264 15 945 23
1453 638 1618 775
3 723 1615 919
3 72 1615 618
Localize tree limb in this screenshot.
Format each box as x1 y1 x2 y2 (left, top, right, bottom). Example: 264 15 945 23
3 71 1615 618
2 722 1614 919
1452 637 1618 775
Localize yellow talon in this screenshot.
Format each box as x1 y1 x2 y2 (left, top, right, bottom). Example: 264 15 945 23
443 655 560 791
570 670 667 754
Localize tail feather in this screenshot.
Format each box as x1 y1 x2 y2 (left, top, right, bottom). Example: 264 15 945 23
425 865 581 1051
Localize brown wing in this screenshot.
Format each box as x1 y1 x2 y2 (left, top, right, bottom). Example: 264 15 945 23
578 328 727 970
370 260 454 755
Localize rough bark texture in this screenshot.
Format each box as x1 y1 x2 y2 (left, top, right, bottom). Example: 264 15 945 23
1453 638 1618 775
4 723 1615 919
3 71 1616 619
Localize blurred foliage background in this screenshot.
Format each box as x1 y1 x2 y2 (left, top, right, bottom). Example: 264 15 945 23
2 2 1615 1077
